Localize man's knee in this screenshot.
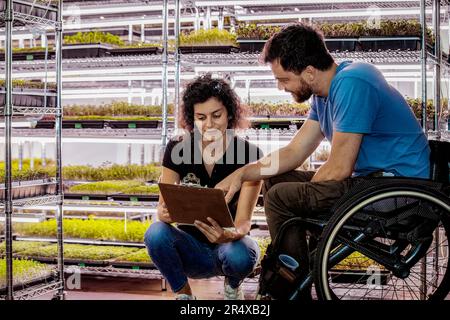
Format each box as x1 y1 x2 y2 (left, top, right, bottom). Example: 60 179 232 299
262 170 314 197
263 183 290 214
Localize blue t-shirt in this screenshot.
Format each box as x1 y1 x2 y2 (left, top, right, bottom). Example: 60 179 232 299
308 61 430 178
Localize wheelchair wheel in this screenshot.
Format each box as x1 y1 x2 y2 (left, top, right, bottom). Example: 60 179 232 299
314 183 450 300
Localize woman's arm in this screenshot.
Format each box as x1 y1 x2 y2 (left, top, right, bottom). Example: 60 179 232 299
156 166 180 223
194 180 262 243
233 180 263 238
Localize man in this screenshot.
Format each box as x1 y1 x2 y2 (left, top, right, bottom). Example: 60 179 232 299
215 23 430 288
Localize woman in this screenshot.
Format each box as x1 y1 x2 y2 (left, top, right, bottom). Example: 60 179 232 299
144 74 263 300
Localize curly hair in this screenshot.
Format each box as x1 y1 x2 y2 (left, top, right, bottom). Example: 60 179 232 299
180 74 248 131
260 23 334 74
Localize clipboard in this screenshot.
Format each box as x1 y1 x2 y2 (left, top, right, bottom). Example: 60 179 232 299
158 183 234 228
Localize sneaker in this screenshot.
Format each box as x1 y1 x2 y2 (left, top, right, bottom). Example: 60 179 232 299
224 281 244 300
175 293 196 300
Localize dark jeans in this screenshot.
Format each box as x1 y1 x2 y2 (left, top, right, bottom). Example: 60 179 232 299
263 170 361 272
144 221 260 292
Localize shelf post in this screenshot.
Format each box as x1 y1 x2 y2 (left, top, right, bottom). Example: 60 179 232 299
55 0 66 300
174 0 181 132
4 0 14 301
420 0 428 133
432 0 441 138
161 0 169 158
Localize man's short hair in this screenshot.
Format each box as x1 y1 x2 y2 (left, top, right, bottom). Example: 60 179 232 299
261 23 334 74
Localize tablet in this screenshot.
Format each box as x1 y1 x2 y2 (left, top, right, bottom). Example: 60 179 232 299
158 183 234 228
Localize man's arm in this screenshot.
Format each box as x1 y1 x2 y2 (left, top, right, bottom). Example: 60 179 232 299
216 119 324 202
311 132 362 182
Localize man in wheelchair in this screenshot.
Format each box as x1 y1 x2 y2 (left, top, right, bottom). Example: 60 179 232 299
216 23 450 300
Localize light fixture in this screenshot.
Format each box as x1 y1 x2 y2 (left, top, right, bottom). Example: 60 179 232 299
0 121 36 128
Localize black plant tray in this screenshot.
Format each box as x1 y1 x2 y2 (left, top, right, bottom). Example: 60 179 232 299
179 45 239 54
13 254 56 264
0 88 57 108
62 43 112 59
359 37 421 51
0 180 57 200
111 193 159 202
109 47 161 56
108 260 155 270
35 120 55 129
106 120 159 129
325 38 359 52
329 269 391 285
63 193 111 201
63 258 110 267
62 120 105 129
0 51 52 61
237 39 266 53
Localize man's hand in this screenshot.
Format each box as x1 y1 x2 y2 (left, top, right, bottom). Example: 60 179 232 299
194 217 238 244
214 167 244 203
157 202 173 223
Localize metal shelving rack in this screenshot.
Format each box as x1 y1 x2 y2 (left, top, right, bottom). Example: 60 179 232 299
1 0 64 300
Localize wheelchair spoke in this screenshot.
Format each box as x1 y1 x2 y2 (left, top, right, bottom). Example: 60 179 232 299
402 278 421 300
404 278 427 300
392 278 401 300
407 271 439 290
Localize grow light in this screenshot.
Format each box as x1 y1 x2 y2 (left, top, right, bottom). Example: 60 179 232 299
37 205 156 213
62 4 178 16
195 0 420 5
235 9 433 21
0 121 36 128
0 213 45 223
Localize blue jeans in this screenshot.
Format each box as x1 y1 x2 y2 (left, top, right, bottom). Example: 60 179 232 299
144 221 260 292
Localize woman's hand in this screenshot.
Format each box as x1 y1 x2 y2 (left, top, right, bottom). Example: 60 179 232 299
194 217 240 244
157 202 173 223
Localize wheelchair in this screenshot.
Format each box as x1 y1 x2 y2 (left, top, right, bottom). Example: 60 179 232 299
260 139 450 300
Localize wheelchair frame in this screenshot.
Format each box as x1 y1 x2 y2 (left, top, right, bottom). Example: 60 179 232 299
265 140 450 300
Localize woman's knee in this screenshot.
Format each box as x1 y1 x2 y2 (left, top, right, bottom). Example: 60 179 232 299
220 239 259 276
144 221 174 248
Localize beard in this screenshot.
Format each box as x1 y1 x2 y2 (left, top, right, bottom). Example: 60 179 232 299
289 78 313 103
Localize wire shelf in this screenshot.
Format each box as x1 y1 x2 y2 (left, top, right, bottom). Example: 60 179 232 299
66 265 164 279
0 194 62 207
3 51 446 74
0 0 58 29
13 279 63 300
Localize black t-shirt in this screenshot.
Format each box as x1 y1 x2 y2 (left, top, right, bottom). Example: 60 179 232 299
162 134 263 243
